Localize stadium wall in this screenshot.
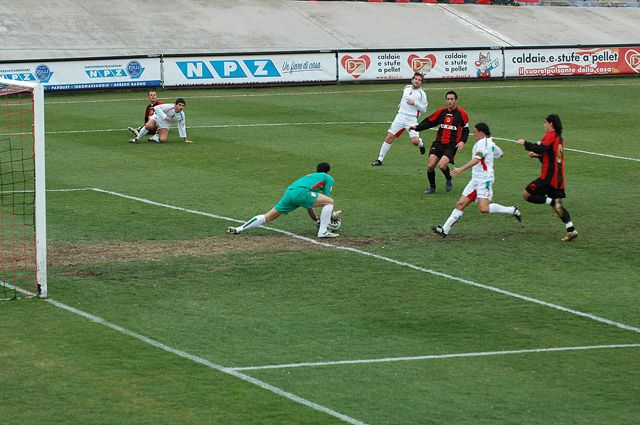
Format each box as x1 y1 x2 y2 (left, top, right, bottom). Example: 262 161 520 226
0 44 638 91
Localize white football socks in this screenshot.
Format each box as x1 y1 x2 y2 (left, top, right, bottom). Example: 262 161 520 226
378 142 392 161
318 204 334 235
137 127 149 140
239 214 266 233
443 209 463 233
489 203 516 214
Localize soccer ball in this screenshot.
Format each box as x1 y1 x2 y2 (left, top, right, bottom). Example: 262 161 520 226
327 216 341 231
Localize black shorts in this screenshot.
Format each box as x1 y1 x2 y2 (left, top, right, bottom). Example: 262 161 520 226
525 178 566 199
429 142 457 164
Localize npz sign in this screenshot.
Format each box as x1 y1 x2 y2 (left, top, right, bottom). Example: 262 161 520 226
176 59 280 79
85 61 145 79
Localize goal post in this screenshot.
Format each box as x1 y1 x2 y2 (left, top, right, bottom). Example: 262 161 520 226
0 77 47 298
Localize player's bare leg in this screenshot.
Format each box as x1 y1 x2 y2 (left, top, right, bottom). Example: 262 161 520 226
152 128 169 143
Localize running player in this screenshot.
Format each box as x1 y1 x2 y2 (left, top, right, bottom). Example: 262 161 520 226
371 72 427 166
411 90 469 194
515 114 578 241
432 123 521 238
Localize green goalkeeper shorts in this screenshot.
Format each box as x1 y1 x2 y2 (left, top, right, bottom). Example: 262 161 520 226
274 187 318 214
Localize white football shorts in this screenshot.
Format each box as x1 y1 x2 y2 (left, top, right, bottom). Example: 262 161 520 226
462 179 494 201
149 114 172 130
388 113 420 139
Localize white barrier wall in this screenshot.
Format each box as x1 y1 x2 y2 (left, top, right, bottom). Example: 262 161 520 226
0 58 161 91
0 45 637 91
163 53 337 86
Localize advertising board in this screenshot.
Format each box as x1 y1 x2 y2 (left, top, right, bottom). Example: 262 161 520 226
338 49 503 81
163 53 337 86
0 58 161 91
504 46 640 77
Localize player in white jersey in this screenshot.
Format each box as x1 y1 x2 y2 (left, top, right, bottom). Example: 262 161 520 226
372 72 427 166
129 98 193 144
432 123 522 238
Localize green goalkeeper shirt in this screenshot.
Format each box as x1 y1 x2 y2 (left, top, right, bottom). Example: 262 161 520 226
287 172 334 196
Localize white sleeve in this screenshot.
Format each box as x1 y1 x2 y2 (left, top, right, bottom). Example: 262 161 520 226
154 105 167 120
177 113 187 138
415 90 428 114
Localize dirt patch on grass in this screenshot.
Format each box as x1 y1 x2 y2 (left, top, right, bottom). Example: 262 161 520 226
48 236 315 267
48 234 394 268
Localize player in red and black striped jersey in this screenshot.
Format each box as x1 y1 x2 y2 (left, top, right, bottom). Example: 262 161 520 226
516 114 578 242
127 90 164 138
412 91 469 195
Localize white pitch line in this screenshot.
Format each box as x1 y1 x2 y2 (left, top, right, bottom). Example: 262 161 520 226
231 343 640 371
494 136 640 162
5 124 640 163
93 188 640 335
42 81 640 105
0 121 388 136
0 281 367 425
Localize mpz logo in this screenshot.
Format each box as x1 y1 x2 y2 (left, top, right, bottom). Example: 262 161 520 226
408 55 436 74
85 61 145 79
341 55 370 79
176 59 280 79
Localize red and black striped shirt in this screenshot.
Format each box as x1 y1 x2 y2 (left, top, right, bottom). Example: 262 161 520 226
414 106 470 145
524 131 565 189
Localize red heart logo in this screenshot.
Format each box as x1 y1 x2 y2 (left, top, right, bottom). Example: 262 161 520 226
624 49 640 73
341 55 371 78
408 54 437 74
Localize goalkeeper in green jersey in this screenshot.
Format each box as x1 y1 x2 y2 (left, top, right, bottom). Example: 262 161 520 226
227 162 340 238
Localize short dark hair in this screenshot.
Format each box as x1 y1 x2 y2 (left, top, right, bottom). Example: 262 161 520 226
546 114 562 136
412 72 424 81
474 122 491 136
446 90 458 100
175 98 186 105
316 162 331 173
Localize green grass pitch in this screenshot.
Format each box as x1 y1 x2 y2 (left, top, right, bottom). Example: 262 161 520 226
1 77 639 424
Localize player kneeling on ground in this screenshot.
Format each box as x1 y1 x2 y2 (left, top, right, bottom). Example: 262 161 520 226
129 98 193 144
227 162 340 238
432 122 521 238
127 90 163 140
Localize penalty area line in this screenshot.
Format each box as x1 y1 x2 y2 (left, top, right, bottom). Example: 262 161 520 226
231 343 640 371
91 188 640 336
0 281 368 425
